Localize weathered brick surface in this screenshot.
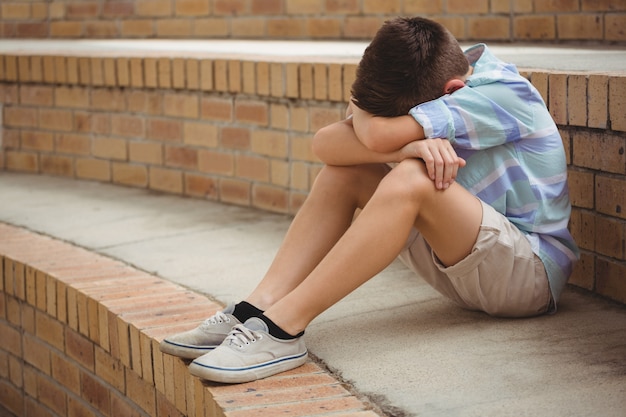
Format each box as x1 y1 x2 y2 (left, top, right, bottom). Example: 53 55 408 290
0 223 379 417
2 2 624 43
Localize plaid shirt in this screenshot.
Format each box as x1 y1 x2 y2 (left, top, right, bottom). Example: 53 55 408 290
409 44 579 303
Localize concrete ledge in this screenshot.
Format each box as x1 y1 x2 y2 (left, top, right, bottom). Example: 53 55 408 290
0 222 381 417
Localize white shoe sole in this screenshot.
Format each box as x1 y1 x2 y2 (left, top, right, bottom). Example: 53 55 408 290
189 351 308 383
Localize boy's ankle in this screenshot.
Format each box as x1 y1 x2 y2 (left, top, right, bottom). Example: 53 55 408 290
258 314 304 340
232 301 264 323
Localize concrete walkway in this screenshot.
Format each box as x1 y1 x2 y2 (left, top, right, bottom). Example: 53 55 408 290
0 172 625 417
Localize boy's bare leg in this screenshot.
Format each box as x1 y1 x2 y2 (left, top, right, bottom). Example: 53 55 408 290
245 163 391 311
262 158 483 336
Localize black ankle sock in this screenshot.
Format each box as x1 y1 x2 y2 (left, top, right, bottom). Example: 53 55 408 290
232 301 264 323
259 314 305 340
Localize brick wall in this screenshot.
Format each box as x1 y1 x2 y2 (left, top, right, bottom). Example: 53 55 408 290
0 0 625 44
0 50 625 306
0 223 379 417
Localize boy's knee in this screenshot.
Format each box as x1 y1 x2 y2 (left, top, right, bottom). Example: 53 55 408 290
380 160 434 198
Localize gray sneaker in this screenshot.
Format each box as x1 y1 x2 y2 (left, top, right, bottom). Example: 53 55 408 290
159 303 241 359
188 317 308 383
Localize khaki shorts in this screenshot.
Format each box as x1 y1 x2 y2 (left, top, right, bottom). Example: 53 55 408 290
398 200 552 318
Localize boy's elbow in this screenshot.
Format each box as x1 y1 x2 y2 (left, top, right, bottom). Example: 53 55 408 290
312 125 331 161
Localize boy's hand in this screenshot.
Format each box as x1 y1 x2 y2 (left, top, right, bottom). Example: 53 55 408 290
400 139 466 190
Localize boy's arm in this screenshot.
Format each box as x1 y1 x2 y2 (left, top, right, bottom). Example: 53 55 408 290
313 116 466 190
312 118 401 166
350 102 425 153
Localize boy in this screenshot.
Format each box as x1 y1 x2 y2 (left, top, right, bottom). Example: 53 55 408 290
160 17 578 384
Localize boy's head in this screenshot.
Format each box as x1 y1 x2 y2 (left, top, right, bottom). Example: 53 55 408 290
351 17 469 117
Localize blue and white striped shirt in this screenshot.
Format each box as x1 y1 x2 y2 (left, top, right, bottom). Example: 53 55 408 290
409 44 579 303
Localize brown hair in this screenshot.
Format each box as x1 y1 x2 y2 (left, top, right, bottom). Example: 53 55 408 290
351 17 469 117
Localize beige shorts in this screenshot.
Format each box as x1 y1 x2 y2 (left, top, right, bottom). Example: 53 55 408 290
398 200 552 318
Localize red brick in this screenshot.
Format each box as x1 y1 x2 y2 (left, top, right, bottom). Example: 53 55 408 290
588 75 608 129
51 351 80 395
325 0 358 14
54 87 90 108
29 56 43 82
130 58 144 87
20 85 53 106
548 73 568 125
0 322 21 357
558 14 603 41
149 167 184 194
113 162 149 187
596 258 626 303
117 58 130 87
252 0 283 13
39 109 74 131
568 169 594 209
186 59 199 90
65 327 95 371
136 0 172 17
36 310 64 351
76 158 111 181
201 97 232 121
163 93 199 119
165 146 198 169
40 155 73 177
0 84 18 104
126 367 157 416
148 118 183 142
128 91 162 115
609 76 626 132
596 175 626 220
235 100 268 126
214 0 248 15
199 59 213 91
183 121 218 147
24 399 54 417
75 111 110 135
103 1 135 17
572 131 626 175
129 141 163 164
111 114 145 138
81 371 111 415
606 14 626 42
0 380 23 417
514 15 556 40
91 88 127 112
4 107 38 128
344 16 384 38
176 0 210 16
236 154 269 181
3 148 33 172
595 215 624 259
268 17 306 38
21 130 54 152
111 390 145 417
220 178 251 206
38 374 67 416
185 173 218 199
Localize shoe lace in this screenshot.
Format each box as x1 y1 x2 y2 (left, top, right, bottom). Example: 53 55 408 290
201 311 231 328
225 324 261 348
